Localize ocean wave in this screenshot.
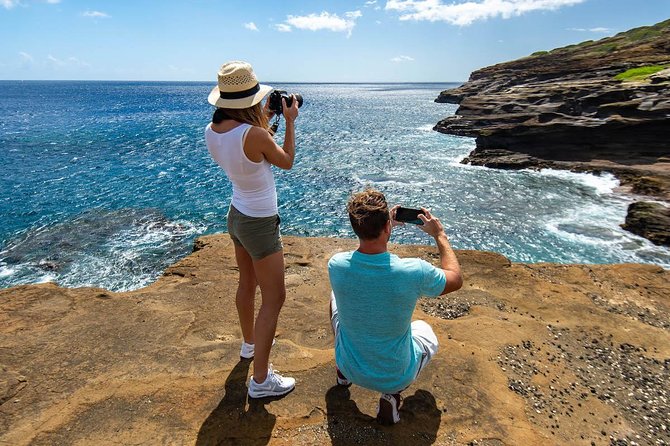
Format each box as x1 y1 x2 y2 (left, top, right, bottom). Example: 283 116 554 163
0 208 204 292
534 169 620 195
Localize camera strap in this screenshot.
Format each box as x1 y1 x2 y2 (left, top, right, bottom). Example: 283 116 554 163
269 115 281 136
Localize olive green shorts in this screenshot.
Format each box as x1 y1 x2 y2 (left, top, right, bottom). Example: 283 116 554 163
227 205 283 260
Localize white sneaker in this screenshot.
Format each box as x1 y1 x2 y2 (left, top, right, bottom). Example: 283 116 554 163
239 339 276 359
376 393 401 425
248 365 296 398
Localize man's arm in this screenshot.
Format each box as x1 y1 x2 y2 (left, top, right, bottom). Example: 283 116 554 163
418 208 463 295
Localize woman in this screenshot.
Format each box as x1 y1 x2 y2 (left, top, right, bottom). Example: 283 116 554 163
205 61 299 398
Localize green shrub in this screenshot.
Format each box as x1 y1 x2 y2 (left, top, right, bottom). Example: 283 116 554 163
614 65 667 82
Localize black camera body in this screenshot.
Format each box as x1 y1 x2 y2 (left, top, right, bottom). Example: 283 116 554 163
268 90 303 115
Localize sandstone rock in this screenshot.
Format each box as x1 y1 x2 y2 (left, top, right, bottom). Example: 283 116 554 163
1 235 669 445
650 67 670 84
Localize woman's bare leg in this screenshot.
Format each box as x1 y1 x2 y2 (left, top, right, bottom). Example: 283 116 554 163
251 249 286 383
234 243 257 344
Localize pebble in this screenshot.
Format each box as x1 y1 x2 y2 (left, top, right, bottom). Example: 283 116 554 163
497 325 669 444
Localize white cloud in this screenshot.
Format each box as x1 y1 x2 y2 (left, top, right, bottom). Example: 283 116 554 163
19 51 34 63
391 55 414 62
46 54 90 68
274 23 292 32
365 0 377 5
244 22 259 31
385 0 585 26
2 0 20 8
48 54 65 66
567 26 611 33
281 10 363 37
3 0 60 8
82 10 110 18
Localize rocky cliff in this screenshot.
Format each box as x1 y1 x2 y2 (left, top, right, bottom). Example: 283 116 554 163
1 235 669 445
434 19 670 246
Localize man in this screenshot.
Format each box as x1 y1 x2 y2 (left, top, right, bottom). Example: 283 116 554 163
328 189 463 425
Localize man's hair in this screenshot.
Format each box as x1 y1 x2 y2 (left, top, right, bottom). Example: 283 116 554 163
347 189 389 240
212 103 269 130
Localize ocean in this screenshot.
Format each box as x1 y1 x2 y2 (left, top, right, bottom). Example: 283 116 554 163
1 81 668 292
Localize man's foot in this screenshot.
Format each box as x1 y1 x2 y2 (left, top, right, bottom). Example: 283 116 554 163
376 393 401 425
239 339 276 360
248 365 296 398
336 368 351 387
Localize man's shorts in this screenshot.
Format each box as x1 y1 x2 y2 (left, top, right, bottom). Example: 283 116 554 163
227 205 283 260
330 292 439 382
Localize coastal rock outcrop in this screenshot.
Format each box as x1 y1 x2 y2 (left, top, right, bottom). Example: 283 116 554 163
1 234 669 445
435 19 670 245
621 201 670 246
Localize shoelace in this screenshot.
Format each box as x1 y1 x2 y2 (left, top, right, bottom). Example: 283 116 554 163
268 364 286 385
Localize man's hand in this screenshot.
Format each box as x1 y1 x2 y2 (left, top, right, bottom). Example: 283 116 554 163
417 208 444 238
417 208 462 294
389 205 405 228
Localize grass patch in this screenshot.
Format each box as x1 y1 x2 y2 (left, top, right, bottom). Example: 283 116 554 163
531 50 548 56
625 27 662 42
595 42 619 54
614 65 667 82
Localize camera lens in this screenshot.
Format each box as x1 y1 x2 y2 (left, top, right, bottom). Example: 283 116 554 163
285 94 303 109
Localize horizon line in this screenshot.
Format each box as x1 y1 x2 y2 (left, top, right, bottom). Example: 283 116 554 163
0 79 465 84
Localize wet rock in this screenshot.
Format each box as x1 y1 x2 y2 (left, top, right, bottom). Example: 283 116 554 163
621 201 670 246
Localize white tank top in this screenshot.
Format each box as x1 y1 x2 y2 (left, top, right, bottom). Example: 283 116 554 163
205 123 278 217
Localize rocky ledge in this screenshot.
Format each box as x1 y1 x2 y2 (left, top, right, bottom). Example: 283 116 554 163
434 19 670 246
1 234 669 445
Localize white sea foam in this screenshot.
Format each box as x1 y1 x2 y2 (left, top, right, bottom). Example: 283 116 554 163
545 201 670 268
36 273 57 284
0 266 15 278
417 124 435 132
0 210 206 292
535 168 620 195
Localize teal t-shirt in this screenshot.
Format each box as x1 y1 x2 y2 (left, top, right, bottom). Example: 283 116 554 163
328 250 446 393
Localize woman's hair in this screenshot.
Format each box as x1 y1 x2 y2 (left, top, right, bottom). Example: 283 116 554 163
347 188 390 240
212 102 269 129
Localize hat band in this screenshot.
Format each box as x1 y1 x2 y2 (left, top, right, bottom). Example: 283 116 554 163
219 83 260 100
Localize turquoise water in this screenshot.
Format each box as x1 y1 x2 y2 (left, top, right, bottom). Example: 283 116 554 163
1 81 668 291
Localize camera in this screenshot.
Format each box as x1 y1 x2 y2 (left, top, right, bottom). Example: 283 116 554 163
268 90 303 115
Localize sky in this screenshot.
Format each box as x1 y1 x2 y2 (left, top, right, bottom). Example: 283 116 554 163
1 0 669 82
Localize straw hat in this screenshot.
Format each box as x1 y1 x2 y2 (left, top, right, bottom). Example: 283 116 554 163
207 61 273 109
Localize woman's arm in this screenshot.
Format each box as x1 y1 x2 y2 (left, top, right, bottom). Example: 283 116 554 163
245 96 298 170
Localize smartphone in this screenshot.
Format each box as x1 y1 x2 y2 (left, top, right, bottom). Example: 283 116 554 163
394 207 424 225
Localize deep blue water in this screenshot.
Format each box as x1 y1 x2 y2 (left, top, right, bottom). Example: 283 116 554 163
1 81 668 291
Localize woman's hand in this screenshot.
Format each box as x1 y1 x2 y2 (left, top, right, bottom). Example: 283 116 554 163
282 95 299 123
263 97 275 120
